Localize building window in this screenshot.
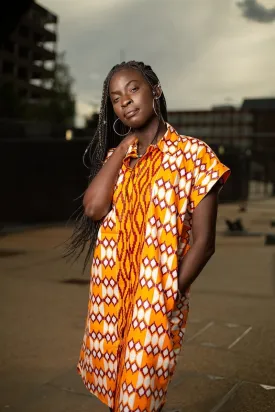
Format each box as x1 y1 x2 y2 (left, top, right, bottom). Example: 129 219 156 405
198 114 211 124
33 32 44 44
3 40 15 54
234 112 253 124
212 127 224 137
33 52 42 62
238 138 251 149
187 114 196 123
32 70 40 79
2 61 14 74
178 113 186 124
220 113 232 123
18 67 29 80
18 25 29 38
222 127 232 137
31 92 41 99
213 113 222 123
203 114 214 124
186 127 199 136
19 88 28 98
242 126 253 136
223 137 231 145
210 137 222 145
177 127 186 135
243 112 253 123
182 114 190 124
232 126 240 137
168 113 181 124
18 46 29 59
199 126 212 137
195 115 203 124
233 112 242 123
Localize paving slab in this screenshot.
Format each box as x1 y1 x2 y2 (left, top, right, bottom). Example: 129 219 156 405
47 366 91 396
195 243 275 299
186 320 251 349
177 343 275 386
215 382 275 412
1 198 275 411
0 384 107 412
164 373 234 412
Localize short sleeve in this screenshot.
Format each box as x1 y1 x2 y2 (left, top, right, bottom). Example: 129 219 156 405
189 143 230 212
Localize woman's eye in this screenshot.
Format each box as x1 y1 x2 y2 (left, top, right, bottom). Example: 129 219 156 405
113 97 119 103
131 87 138 92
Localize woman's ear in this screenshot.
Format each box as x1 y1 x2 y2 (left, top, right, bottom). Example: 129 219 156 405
153 83 162 100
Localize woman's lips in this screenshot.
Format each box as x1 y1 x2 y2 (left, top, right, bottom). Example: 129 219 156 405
125 108 139 119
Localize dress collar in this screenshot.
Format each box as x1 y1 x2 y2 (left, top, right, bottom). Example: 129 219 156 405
126 123 181 156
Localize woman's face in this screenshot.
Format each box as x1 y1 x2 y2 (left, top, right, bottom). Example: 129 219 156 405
109 68 155 129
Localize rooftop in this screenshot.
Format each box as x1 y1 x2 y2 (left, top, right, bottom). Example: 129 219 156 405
242 98 275 110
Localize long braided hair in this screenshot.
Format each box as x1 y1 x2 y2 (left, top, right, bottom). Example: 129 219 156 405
65 61 168 271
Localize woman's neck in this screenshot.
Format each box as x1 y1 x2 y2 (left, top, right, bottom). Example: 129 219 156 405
134 117 167 150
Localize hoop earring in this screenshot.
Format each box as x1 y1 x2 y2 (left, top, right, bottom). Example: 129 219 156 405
153 98 159 117
113 118 131 136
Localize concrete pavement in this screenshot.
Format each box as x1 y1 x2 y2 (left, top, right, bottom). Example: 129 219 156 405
1 198 275 411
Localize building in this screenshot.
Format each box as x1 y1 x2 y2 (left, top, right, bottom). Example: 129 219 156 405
168 98 275 197
168 98 275 153
168 105 253 150
241 98 275 152
0 1 58 105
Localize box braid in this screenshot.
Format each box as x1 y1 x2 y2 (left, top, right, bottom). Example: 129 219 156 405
64 61 167 271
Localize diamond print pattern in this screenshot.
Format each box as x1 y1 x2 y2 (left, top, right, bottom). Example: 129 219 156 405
77 124 230 411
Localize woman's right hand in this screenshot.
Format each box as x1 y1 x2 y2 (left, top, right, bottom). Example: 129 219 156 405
117 133 136 154
84 133 136 220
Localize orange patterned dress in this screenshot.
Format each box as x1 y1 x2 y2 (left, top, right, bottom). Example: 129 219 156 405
77 124 230 411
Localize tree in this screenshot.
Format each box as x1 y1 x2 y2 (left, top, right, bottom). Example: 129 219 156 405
85 112 99 129
25 51 76 126
49 51 75 125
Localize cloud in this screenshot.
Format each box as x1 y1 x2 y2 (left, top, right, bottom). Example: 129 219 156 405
43 0 275 124
237 0 275 23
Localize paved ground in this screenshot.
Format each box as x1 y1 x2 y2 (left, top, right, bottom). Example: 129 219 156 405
1 198 275 412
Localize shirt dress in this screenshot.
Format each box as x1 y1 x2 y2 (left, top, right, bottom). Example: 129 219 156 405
77 124 230 412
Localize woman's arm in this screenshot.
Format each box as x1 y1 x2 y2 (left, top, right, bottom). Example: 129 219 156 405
177 183 220 294
83 135 136 220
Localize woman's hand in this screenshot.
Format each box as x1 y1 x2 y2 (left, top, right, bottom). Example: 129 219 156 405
83 134 136 220
177 184 219 293
117 134 136 154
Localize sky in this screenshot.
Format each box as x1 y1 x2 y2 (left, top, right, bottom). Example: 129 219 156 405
42 0 275 126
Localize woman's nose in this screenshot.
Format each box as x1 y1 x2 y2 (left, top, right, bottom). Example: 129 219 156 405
121 96 132 108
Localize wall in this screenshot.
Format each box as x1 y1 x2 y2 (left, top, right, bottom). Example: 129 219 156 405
0 140 249 224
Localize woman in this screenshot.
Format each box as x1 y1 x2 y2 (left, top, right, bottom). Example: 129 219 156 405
68 61 230 412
